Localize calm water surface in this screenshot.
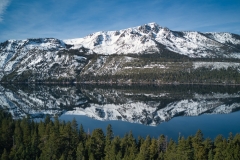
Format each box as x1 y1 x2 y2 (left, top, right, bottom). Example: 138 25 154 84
59 111 240 140
1 84 240 140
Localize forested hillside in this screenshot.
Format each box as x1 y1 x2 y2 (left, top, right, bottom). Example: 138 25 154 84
0 110 240 160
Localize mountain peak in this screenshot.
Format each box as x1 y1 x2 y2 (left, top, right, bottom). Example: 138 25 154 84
1 22 240 59
147 22 160 28
61 22 240 57
137 22 162 34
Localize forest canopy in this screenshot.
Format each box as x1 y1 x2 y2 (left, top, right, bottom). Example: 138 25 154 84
0 110 240 160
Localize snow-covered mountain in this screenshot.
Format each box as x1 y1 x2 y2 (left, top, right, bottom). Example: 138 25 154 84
0 23 240 82
0 38 88 80
1 85 240 126
63 22 240 57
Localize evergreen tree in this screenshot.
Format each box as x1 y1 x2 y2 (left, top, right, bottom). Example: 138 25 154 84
70 118 79 159
107 136 121 160
61 122 74 158
192 130 206 160
79 124 86 143
1 148 8 160
149 138 158 160
44 115 51 124
157 134 166 153
30 127 40 159
0 118 14 152
203 137 213 155
2 109 240 160
59 154 65 160
137 136 144 151
87 128 105 160
233 144 240 159
225 132 235 160
176 136 193 160
38 121 45 138
214 135 227 160
164 139 177 160
53 116 60 134
137 135 151 160
123 132 138 160
105 124 113 160
208 149 214 160
76 142 85 160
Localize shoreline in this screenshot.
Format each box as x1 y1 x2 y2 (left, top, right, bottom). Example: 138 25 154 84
1 81 240 86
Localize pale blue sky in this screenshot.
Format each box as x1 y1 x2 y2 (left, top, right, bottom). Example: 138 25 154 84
0 0 239 42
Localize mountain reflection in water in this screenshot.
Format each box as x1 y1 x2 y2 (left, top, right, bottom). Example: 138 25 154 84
1 84 240 126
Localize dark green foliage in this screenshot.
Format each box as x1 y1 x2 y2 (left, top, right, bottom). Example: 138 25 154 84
1 148 8 160
86 128 105 160
0 109 240 160
104 124 113 160
76 142 85 160
164 139 177 160
176 136 193 160
137 135 151 160
79 65 240 85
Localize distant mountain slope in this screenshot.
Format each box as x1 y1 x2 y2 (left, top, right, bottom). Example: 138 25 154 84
0 23 240 82
0 38 88 81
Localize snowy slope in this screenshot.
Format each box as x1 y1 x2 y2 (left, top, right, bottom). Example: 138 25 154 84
64 22 240 57
0 38 87 80
0 38 65 69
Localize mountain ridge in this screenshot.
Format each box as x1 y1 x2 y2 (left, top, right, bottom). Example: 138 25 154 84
63 22 240 57
1 22 240 82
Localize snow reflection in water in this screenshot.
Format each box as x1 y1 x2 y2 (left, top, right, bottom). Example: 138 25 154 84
1 84 240 139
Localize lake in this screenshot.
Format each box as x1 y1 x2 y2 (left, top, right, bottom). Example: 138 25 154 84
0 84 240 140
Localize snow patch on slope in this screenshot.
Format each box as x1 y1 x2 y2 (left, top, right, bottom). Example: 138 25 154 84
193 62 240 70
206 32 240 45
